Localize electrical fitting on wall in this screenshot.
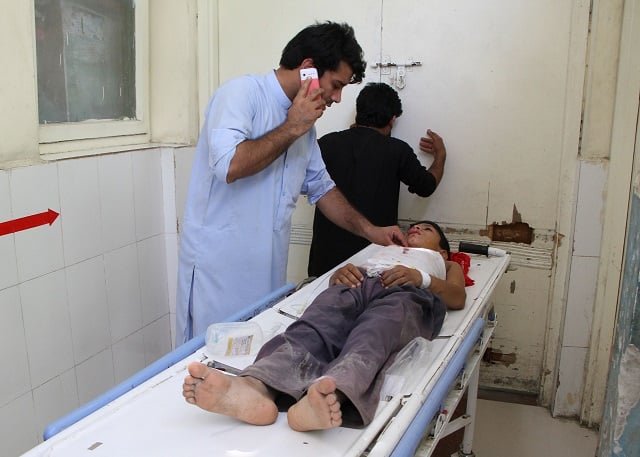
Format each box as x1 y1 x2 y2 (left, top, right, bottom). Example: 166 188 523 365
370 58 422 89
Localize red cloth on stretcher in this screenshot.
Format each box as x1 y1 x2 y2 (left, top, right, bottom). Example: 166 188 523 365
450 252 475 286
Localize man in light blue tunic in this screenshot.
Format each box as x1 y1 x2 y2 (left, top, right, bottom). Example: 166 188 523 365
176 22 406 345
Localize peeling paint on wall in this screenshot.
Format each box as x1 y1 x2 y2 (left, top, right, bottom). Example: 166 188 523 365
600 192 640 456
398 218 554 270
488 221 534 244
482 205 535 244
483 347 517 367
614 344 640 454
512 205 524 223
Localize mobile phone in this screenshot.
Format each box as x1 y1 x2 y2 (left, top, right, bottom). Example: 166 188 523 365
300 68 320 95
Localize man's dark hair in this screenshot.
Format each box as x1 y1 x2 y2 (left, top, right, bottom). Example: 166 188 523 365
355 83 403 128
280 21 366 83
410 220 450 256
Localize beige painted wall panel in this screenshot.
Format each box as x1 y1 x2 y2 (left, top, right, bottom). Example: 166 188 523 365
149 0 199 144
581 0 624 161
0 2 40 166
382 0 578 230
480 267 551 392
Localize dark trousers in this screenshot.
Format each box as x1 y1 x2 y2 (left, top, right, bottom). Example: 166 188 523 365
240 274 446 426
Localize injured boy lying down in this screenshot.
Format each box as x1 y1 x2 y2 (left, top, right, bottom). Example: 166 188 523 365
182 220 466 431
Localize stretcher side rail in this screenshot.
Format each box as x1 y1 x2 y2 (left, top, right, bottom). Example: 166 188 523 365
414 312 497 456
374 318 486 457
366 252 509 457
42 283 295 441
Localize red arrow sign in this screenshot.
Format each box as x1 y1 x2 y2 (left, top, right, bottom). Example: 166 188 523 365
0 209 60 237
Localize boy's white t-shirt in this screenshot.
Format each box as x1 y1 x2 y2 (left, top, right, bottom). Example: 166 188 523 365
363 245 446 287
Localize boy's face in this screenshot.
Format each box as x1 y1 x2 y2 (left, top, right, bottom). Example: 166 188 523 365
407 223 447 258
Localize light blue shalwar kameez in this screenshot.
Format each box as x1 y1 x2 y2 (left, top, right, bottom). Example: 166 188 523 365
175 71 335 346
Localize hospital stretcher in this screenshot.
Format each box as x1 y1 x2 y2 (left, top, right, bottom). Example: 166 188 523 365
23 244 510 457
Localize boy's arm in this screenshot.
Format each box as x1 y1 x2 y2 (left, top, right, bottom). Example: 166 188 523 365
427 260 466 309
330 259 467 310
380 260 466 309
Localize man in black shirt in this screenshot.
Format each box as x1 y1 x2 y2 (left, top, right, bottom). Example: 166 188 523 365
308 82 446 277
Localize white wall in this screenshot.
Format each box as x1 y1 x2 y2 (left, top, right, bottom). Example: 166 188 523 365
0 148 185 455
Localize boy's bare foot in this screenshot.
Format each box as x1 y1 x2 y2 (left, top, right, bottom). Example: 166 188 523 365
287 376 343 431
182 361 278 425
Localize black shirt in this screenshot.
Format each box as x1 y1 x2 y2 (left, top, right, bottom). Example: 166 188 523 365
308 126 437 277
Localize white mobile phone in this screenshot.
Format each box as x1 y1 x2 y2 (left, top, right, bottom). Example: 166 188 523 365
300 68 320 95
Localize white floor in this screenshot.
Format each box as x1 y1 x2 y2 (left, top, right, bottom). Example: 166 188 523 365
472 399 599 457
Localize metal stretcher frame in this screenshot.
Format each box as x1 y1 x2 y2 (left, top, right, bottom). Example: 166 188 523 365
26 248 509 457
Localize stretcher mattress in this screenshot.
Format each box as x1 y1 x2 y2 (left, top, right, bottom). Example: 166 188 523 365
22 245 510 457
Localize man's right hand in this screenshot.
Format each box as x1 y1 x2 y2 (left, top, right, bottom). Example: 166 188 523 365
284 78 326 137
419 129 445 159
419 129 446 185
364 225 408 248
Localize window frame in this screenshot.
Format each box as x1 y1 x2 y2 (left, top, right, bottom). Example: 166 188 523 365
37 0 150 155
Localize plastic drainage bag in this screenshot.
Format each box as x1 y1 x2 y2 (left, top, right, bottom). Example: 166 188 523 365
205 321 264 357
379 337 434 401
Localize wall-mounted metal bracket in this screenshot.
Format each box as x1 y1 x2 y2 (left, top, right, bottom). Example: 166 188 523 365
371 61 422 89
371 61 422 68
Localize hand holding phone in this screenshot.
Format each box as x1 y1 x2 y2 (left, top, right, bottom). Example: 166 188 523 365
300 68 320 96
